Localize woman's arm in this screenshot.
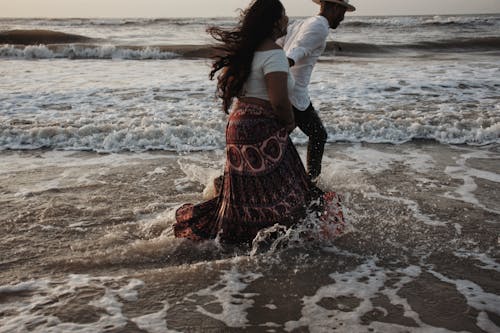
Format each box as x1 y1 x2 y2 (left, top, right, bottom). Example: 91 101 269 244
265 72 294 131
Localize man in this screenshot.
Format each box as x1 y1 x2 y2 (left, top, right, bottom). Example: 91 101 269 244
278 0 355 182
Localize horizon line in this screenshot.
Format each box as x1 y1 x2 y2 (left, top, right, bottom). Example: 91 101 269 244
1 12 499 19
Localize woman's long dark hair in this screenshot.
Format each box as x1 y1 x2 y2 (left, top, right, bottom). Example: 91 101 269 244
208 0 285 113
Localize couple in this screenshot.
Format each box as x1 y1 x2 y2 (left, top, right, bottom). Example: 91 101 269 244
174 0 355 244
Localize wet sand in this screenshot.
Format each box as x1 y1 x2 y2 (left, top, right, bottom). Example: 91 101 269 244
0 142 499 332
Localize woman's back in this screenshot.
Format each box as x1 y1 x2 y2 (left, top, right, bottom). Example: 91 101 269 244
242 49 294 101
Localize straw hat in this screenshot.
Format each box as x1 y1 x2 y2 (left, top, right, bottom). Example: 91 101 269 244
312 0 356 12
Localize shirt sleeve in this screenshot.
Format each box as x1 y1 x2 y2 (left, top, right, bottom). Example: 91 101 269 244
286 21 328 64
262 50 289 75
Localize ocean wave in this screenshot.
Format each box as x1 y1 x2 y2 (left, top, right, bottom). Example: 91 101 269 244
0 44 194 60
343 15 499 28
72 18 223 27
421 15 498 27
1 121 498 152
2 35 499 60
406 37 500 51
0 29 93 45
0 124 224 152
342 21 373 28
326 37 500 56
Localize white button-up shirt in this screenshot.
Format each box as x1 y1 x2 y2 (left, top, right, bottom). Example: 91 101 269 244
277 16 330 111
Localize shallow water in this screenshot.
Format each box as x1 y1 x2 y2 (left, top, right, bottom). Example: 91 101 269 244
0 55 498 152
1 13 499 332
1 15 499 151
1 142 499 332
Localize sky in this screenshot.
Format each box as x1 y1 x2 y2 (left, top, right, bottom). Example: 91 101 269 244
1 0 500 18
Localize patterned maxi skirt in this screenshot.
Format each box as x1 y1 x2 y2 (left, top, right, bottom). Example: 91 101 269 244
174 100 344 244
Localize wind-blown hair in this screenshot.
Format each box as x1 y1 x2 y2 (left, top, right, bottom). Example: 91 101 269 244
208 0 285 113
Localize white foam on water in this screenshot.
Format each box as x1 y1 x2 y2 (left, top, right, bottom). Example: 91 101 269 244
284 259 465 333
0 274 147 333
404 150 439 174
453 250 500 272
130 302 181 333
1 59 227 152
176 155 224 198
1 54 499 152
477 311 500 333
320 154 376 194
429 270 500 333
0 279 49 294
250 203 348 257
136 207 178 237
0 150 176 175
184 267 262 328
0 151 181 203
312 59 500 147
337 146 404 174
415 177 439 188
146 167 167 176
92 207 188 263
321 245 363 259
260 322 281 333
0 44 180 60
261 322 280 327
443 149 500 215
365 192 447 227
454 223 463 235
319 147 441 230
322 145 436 176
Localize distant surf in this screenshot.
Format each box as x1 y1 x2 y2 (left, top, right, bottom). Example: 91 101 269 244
0 29 93 45
0 43 207 60
327 37 500 56
1 32 499 60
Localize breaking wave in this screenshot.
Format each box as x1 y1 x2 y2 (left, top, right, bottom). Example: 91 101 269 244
1 36 499 60
1 120 498 152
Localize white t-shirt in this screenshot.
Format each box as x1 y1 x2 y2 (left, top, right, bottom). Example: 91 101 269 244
277 16 330 111
241 49 294 101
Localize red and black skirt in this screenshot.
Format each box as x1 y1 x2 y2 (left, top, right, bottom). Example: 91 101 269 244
174 100 344 244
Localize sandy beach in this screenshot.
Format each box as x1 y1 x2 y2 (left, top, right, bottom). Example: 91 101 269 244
1 142 499 332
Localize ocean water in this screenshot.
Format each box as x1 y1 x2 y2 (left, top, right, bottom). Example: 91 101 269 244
0 15 499 151
1 14 500 333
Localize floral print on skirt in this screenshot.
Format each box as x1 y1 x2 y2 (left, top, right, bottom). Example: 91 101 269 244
174 100 344 244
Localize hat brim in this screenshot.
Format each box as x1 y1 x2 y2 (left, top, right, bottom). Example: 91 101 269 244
312 0 356 12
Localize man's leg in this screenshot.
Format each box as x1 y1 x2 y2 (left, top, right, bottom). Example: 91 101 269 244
293 103 327 180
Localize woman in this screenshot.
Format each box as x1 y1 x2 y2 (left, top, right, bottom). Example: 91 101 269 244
174 0 344 244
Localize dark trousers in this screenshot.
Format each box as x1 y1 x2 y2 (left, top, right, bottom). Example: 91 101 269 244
293 103 327 180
